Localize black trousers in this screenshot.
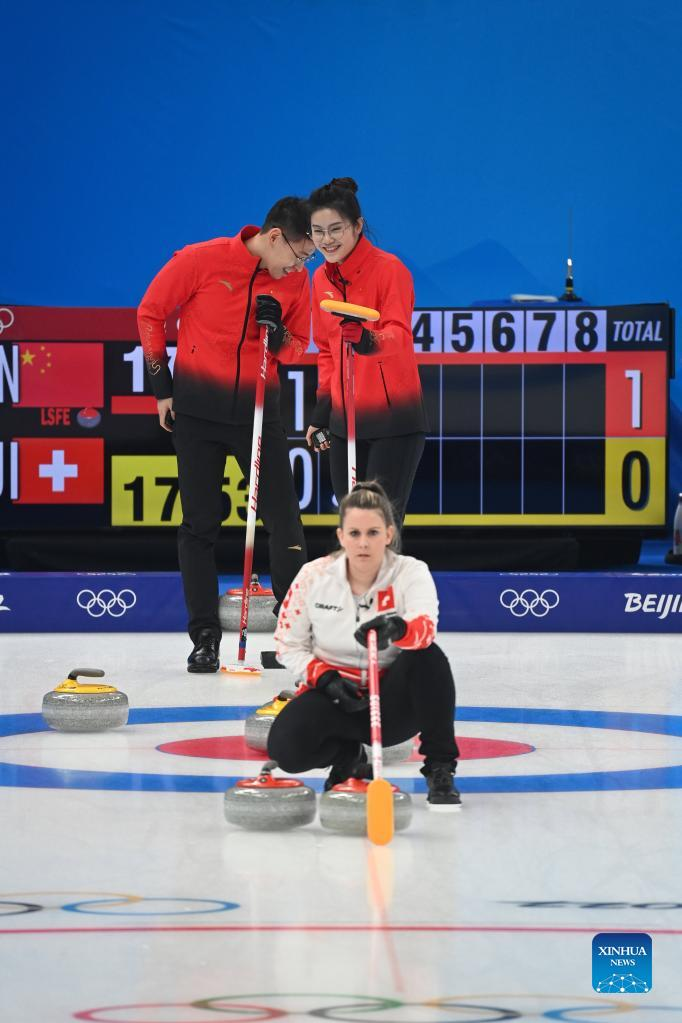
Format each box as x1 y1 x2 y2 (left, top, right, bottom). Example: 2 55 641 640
173 412 306 641
267 643 459 775
329 432 425 527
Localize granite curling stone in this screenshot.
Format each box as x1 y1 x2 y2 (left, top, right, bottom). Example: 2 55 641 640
244 690 296 752
42 668 129 732
224 761 316 831
319 776 413 836
218 574 277 632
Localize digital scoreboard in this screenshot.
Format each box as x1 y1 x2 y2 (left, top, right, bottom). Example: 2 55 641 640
0 303 673 529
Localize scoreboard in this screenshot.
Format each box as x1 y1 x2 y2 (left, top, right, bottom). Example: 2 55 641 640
0 303 674 530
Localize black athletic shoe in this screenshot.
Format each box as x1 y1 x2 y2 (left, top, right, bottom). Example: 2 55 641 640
425 763 462 812
187 629 220 673
324 743 369 791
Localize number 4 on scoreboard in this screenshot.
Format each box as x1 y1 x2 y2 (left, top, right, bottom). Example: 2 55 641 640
412 312 442 352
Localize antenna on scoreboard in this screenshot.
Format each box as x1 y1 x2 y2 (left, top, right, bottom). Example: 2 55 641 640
560 208 582 302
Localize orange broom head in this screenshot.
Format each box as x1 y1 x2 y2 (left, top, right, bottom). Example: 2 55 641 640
320 298 380 322
367 777 395 846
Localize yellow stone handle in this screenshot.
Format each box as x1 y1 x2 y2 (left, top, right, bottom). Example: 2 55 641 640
55 680 120 695
320 299 380 322
56 668 118 694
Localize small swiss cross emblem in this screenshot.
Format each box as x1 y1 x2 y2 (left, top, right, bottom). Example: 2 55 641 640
377 587 395 612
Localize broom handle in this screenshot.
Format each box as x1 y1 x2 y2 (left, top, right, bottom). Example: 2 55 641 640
237 328 268 662
345 341 356 491
367 628 383 778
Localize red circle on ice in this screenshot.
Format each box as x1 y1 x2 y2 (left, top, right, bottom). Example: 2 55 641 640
157 735 534 761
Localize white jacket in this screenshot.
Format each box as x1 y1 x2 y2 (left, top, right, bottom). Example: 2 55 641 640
273 549 438 687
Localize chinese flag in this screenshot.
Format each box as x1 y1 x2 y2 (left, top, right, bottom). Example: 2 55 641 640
14 438 104 504
17 342 103 407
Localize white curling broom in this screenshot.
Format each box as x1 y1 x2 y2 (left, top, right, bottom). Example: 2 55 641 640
366 627 394 846
222 327 269 678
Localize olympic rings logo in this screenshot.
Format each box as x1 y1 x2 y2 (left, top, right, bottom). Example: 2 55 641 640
499 588 560 618
76 589 137 618
0 892 238 917
71 993 682 1022
0 307 14 333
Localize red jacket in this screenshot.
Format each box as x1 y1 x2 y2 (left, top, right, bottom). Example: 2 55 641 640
311 235 426 438
137 227 310 424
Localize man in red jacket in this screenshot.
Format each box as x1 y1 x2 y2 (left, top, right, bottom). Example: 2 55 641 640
138 197 315 672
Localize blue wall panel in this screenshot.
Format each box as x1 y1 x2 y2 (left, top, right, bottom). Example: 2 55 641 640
2 0 680 496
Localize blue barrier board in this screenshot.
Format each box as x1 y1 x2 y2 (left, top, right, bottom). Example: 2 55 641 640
1 570 681 633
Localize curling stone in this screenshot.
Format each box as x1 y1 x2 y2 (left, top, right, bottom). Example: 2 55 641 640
244 690 296 752
218 574 277 633
42 669 129 732
319 777 412 836
363 735 415 765
224 761 316 831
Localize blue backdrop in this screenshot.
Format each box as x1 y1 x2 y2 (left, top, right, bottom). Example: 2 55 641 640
2 0 680 511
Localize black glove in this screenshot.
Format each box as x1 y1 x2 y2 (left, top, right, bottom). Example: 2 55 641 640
354 614 407 650
317 670 369 713
255 294 286 354
340 317 375 355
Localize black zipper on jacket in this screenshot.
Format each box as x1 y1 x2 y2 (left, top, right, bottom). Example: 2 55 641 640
378 362 392 406
232 265 260 412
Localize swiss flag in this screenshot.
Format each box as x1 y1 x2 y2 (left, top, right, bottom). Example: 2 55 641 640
14 438 104 504
17 342 103 408
377 587 396 612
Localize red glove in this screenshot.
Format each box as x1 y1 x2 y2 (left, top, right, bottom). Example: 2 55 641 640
340 317 375 355
340 318 364 344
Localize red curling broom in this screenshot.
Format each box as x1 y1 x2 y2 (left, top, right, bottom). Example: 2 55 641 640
222 327 269 678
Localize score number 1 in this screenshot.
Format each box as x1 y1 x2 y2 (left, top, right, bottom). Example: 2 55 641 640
625 369 642 429
122 346 177 391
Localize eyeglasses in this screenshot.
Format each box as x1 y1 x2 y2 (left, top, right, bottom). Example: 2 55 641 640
310 222 353 243
281 232 317 265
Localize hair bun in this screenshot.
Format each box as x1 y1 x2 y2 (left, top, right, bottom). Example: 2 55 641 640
329 176 358 194
351 480 388 499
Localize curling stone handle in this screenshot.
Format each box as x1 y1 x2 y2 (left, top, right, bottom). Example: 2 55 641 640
67 668 106 680
260 760 278 776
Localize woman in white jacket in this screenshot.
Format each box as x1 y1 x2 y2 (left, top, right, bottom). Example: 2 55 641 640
268 482 460 809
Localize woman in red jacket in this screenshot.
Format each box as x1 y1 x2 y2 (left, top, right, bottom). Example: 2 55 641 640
306 178 427 526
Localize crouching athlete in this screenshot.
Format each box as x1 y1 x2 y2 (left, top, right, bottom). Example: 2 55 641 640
267 481 461 810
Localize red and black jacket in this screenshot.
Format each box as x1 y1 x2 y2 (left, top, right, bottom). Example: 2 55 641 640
137 227 310 424
311 235 427 439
